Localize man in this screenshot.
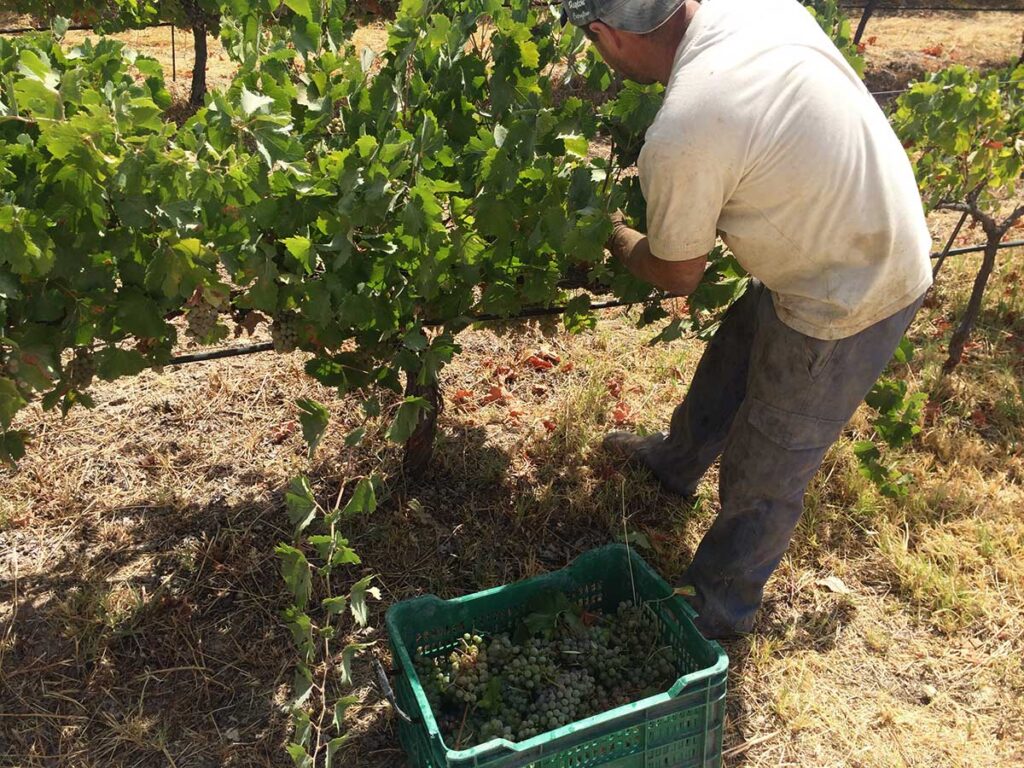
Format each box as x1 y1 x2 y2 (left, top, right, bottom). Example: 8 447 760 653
561 0 933 639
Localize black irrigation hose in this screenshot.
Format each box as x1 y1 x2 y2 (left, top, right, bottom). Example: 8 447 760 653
168 341 273 365
841 2 1024 9
0 22 175 35
937 238 1024 259
165 238 1024 366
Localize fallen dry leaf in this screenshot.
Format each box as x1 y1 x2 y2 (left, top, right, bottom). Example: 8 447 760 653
480 385 509 405
611 401 632 425
816 575 852 595
452 388 475 405
524 355 554 371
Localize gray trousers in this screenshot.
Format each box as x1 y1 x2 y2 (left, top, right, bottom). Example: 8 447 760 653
645 280 926 635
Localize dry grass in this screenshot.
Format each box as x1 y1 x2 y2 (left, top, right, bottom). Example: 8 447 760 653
860 10 1023 94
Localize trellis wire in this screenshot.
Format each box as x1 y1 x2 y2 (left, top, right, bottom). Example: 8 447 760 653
165 237 1024 366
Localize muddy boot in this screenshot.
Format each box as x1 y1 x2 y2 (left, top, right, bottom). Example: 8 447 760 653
602 431 699 499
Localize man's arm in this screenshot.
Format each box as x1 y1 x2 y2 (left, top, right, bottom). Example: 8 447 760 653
608 213 707 295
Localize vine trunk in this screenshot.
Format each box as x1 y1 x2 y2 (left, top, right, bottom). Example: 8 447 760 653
944 236 999 372
402 377 442 477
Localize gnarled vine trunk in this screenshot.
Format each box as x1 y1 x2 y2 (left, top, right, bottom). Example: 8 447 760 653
189 17 208 107
402 376 442 477
944 236 999 372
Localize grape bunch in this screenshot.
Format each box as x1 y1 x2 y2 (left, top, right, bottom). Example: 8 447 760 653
413 600 681 749
66 347 95 390
186 300 220 343
271 312 300 354
326 116 345 136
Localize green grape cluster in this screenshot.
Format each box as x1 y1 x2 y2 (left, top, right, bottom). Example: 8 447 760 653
186 301 220 343
412 601 680 749
271 312 300 354
66 347 95 390
326 116 345 136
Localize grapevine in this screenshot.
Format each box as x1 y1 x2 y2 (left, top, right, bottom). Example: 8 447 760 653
0 0 962 489
893 63 1024 371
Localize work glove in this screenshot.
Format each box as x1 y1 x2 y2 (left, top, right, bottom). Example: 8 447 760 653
605 209 632 262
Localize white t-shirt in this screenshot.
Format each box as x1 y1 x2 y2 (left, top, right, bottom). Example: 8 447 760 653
638 0 933 340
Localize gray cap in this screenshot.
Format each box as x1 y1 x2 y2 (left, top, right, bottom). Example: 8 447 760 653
561 0 687 34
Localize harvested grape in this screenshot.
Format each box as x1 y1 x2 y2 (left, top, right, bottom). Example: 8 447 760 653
412 599 680 750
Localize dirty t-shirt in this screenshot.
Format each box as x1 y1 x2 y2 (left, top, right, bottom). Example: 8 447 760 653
638 0 933 340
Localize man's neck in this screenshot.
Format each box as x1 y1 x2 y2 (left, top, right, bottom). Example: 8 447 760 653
654 0 701 85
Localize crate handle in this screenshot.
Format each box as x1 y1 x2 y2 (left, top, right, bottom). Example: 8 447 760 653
373 657 416 724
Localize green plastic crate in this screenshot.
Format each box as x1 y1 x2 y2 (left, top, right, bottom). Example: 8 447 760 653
385 544 729 768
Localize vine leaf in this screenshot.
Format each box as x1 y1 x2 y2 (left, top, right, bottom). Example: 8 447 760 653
277 544 313 609
285 475 318 535
387 396 428 443
296 398 329 458
292 663 314 707
340 477 376 518
240 85 274 116
332 695 360 730
339 641 375 685
349 575 380 627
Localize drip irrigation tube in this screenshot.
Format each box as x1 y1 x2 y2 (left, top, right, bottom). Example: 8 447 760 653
165 238 1024 366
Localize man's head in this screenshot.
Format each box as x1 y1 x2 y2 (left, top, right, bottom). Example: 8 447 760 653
561 0 696 85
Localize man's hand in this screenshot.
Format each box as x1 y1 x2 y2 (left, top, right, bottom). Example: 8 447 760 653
605 209 633 261
604 210 707 296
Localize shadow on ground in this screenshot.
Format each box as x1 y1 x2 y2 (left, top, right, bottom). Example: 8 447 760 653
2 417 716 767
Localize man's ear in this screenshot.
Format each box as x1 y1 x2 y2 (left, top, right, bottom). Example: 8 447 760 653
588 20 620 49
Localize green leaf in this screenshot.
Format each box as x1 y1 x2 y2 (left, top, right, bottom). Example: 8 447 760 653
241 86 275 116
285 475 318 535
892 336 915 365
283 236 315 275
344 427 365 447
323 595 348 616
292 663 314 707
95 348 150 380
647 318 686 346
402 328 428 351
479 676 503 713
283 606 315 659
115 291 167 339
296 398 330 458
852 440 881 463
292 706 313 749
276 544 313 609
563 295 596 334
386 397 428 443
340 477 376 518
349 575 380 627
332 695 360 730
0 378 27 429
338 641 375 685
559 133 588 158
325 735 351 768
0 428 28 465
285 0 314 20
285 743 313 768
